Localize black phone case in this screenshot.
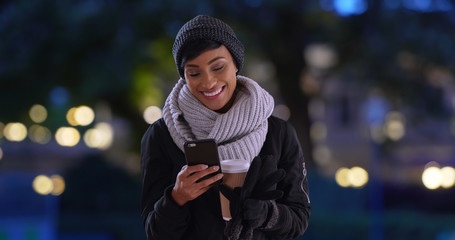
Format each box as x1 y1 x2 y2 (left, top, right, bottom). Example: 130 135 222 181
184 139 222 184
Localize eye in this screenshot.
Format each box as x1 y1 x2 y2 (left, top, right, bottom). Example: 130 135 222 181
188 73 200 77
213 65 224 72
187 71 200 77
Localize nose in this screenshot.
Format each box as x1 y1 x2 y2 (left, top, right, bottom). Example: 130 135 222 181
201 74 217 89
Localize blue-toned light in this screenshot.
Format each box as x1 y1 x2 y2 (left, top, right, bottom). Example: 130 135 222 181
49 86 69 106
333 0 368 16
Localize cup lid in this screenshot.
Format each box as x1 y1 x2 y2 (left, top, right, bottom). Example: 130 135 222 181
220 159 250 173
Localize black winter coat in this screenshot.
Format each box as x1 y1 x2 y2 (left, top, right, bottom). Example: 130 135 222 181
140 116 310 240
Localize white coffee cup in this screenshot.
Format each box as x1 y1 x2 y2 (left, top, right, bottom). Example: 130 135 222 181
219 159 250 221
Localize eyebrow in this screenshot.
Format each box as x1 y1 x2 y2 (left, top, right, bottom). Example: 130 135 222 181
186 57 225 68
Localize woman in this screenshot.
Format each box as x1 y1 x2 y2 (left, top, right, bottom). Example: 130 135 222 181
140 15 310 240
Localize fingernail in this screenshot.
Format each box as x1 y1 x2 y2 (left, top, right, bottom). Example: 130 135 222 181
212 166 219 171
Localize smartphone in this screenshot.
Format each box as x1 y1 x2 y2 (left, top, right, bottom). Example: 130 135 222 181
184 139 222 185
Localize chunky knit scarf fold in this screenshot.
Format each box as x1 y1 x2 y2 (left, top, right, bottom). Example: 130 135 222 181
162 75 274 163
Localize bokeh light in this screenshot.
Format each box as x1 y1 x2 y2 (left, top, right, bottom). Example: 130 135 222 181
55 127 80 147
0 147 3 160
310 121 327 142
28 125 52 144
66 106 95 126
370 124 386 143
385 111 405 141
83 122 114 150
422 166 443 190
143 106 162 124
335 166 369 188
348 167 369 188
273 104 291 121
29 104 48 123
335 167 351 187
304 43 337 70
33 175 53 195
440 167 455 189
4 122 27 142
333 0 368 16
32 174 66 196
50 175 65 196
66 107 78 126
74 106 95 126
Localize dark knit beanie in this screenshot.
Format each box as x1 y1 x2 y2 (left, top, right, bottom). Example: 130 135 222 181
172 15 244 79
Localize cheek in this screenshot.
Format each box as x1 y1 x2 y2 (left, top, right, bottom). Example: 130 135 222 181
186 81 199 95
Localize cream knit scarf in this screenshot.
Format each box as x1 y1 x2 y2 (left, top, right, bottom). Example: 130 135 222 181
162 75 274 163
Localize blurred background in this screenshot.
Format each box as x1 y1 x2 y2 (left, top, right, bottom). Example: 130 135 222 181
1 0 455 239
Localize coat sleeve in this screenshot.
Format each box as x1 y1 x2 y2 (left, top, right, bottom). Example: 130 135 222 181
140 121 190 240
264 121 311 238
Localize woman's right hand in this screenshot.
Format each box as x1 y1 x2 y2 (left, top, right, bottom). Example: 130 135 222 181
171 164 223 206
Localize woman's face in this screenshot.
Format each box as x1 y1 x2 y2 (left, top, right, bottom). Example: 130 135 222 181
184 45 237 113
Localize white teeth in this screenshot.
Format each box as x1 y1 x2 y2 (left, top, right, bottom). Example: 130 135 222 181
203 87 222 97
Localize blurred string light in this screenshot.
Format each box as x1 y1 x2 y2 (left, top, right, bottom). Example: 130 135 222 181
32 174 65 196
273 104 291 121
29 104 47 123
335 166 369 188
50 175 65 196
83 122 114 150
33 175 53 195
143 106 162 124
66 105 95 126
304 43 337 70
422 162 455 190
55 127 80 147
28 125 52 144
310 121 327 142
370 125 387 144
4 122 27 142
384 111 405 141
320 0 368 16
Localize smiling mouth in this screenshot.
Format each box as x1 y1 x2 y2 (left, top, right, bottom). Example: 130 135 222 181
202 86 224 97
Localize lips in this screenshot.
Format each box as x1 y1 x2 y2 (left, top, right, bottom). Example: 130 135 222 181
201 86 224 98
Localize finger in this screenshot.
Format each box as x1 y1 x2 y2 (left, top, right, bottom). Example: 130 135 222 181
197 173 223 188
188 165 220 183
184 164 209 176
